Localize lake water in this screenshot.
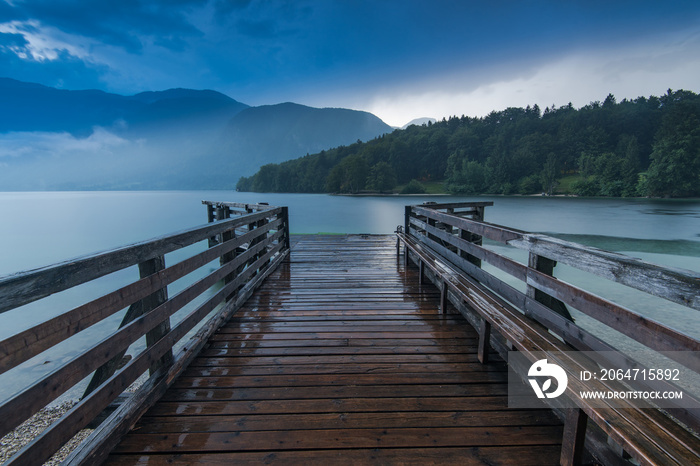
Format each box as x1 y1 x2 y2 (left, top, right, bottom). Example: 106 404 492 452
1 191 699 400
2 191 699 273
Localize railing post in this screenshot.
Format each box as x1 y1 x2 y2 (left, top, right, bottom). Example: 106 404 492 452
527 253 574 321
82 255 172 397
206 202 217 247
221 226 236 301
403 206 411 266
140 256 173 375
206 202 215 223
281 206 291 251
395 227 401 258
216 205 228 245
256 203 270 264
404 205 411 236
460 205 484 268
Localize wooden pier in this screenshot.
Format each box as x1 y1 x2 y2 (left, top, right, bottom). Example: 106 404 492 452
105 235 563 464
1 201 698 465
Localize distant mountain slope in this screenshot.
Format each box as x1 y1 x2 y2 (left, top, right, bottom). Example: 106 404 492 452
125 88 249 135
216 102 393 173
0 78 248 136
0 78 142 135
0 78 392 190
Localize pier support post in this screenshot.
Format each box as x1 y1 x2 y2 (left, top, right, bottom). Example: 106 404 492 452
477 318 491 364
403 206 412 266
281 206 291 251
439 280 448 314
561 408 589 466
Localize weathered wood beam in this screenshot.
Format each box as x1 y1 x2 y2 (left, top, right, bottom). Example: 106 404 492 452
414 204 700 312
511 233 700 311
0 231 283 440
82 256 172 398
8 244 288 466
63 246 288 466
409 213 700 368
0 218 282 374
0 208 282 313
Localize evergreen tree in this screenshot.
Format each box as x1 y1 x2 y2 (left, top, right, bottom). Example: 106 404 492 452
366 161 397 192
644 91 700 197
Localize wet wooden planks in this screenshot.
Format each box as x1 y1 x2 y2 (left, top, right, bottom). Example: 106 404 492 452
106 235 562 465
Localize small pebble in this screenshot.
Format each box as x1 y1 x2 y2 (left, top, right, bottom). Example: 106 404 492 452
0 401 93 465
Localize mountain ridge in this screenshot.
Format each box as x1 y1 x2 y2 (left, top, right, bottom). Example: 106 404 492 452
0 78 392 190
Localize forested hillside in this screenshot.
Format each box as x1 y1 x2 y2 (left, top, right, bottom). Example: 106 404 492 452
237 89 700 198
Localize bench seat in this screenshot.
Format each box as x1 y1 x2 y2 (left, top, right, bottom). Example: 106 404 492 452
398 232 700 466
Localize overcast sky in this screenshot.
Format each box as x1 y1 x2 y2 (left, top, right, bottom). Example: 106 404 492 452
1 0 700 127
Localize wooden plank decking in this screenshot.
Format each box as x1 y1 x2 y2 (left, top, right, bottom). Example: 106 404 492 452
105 235 563 465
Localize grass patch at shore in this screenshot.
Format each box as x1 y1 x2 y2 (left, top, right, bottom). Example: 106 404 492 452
555 174 584 195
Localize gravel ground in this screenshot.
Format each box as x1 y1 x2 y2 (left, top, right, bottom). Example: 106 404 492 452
0 401 93 465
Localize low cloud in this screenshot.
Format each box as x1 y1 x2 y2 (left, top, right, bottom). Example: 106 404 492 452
363 27 700 127
0 128 159 189
0 128 131 159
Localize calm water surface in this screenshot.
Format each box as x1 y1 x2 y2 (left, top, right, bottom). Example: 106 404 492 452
1 191 698 400
2 191 698 272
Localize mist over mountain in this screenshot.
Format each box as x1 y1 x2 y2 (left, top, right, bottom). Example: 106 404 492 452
401 117 436 129
0 78 392 190
218 102 392 170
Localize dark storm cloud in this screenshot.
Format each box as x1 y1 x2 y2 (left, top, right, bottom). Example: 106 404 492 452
0 47 107 89
0 0 699 123
213 0 311 41
3 0 206 53
0 32 28 49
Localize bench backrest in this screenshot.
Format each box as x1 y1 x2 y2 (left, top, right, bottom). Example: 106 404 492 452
403 201 700 464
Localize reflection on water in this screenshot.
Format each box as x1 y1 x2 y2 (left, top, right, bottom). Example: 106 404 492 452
2 192 699 275
644 207 700 218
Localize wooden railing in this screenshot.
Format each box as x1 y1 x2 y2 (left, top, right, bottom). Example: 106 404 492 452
0 203 290 465
401 201 700 464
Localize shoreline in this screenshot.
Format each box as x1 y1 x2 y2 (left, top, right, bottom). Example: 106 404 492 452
0 189 698 201
0 401 93 465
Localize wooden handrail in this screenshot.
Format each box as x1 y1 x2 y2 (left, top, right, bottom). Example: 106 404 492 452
411 204 700 311
409 216 700 367
398 208 700 465
404 202 700 430
0 208 281 314
0 203 290 465
202 200 274 211
0 219 283 375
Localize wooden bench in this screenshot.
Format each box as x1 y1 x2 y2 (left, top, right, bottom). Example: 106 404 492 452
0 204 290 465
397 230 700 466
